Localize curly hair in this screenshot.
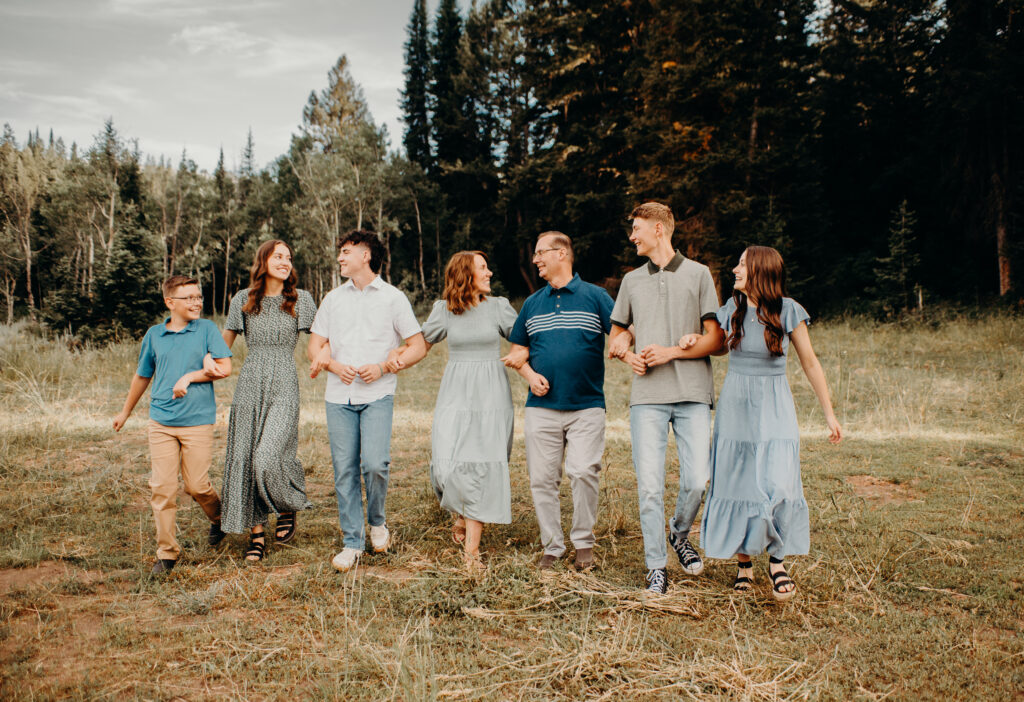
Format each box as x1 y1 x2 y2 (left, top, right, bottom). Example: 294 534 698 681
243 239 298 317
728 246 786 356
443 251 488 315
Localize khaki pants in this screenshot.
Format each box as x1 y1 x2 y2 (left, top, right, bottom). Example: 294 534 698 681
524 407 606 557
148 420 221 561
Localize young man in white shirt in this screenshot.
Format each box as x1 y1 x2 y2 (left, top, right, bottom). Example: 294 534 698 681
309 230 425 572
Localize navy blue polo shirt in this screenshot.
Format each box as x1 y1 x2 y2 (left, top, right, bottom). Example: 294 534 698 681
136 317 232 426
509 273 614 410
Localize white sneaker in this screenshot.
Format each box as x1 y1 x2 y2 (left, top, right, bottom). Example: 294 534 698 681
369 524 391 553
331 547 362 572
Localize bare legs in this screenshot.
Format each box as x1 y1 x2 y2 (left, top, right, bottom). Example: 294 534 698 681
464 518 484 572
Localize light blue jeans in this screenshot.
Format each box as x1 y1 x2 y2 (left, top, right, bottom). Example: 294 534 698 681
325 395 394 550
630 402 711 569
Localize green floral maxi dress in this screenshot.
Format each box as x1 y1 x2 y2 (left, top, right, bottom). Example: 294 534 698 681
221 289 317 533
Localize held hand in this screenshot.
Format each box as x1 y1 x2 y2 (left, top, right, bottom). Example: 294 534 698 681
385 348 405 373
678 333 701 350
112 412 128 432
202 353 226 378
501 346 529 369
826 415 843 444
640 344 679 368
529 373 550 397
335 363 358 385
607 333 631 359
309 345 333 379
357 364 384 384
625 351 647 375
172 375 191 399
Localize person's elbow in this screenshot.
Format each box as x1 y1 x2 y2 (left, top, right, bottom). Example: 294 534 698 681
216 358 232 376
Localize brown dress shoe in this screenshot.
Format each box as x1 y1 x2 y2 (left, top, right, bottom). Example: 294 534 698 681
573 548 594 570
537 554 558 571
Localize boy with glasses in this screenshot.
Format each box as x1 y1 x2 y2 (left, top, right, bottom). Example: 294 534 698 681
113 275 233 575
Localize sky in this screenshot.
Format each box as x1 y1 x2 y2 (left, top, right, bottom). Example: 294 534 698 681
0 0 431 173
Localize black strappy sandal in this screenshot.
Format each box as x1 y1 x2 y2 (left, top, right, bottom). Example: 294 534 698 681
245 532 266 563
275 512 297 544
734 560 754 592
768 556 796 601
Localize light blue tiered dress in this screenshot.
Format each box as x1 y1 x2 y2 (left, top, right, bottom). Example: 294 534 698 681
422 296 518 524
700 297 811 559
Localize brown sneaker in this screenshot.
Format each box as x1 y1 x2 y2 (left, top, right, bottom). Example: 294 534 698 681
537 554 558 571
573 548 594 571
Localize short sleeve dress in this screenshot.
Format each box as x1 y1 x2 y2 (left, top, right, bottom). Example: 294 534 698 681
220 289 318 533
422 296 518 524
700 297 812 560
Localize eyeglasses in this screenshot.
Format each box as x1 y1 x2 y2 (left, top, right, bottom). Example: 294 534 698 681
169 295 204 303
532 247 563 260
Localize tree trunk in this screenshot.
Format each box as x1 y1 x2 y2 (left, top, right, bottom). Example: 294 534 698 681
19 224 36 322
88 235 95 297
222 234 231 315
746 95 759 190
996 199 1010 295
379 201 391 282
414 195 427 293
2 271 14 324
435 215 442 283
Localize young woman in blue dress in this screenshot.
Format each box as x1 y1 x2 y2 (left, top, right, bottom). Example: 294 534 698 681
682 246 842 601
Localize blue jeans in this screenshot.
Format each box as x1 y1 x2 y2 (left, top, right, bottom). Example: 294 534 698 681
325 396 394 550
630 402 711 569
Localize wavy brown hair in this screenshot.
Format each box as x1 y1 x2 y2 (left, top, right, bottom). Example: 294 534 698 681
443 251 487 315
728 246 787 356
243 240 298 317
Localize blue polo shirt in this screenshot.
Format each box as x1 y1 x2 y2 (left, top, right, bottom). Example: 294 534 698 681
509 273 614 410
136 318 232 427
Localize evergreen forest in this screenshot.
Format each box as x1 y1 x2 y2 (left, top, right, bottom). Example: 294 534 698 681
1 0 1022 340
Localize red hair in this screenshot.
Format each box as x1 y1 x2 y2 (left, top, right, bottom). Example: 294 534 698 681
443 251 487 315
243 240 298 317
728 246 786 356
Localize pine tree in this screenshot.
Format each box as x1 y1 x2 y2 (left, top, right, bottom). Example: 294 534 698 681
871 199 921 319
93 211 164 340
402 0 432 168
431 0 464 170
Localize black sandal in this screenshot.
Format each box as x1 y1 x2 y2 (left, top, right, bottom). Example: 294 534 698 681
768 556 796 601
275 512 297 544
734 560 754 592
245 532 266 562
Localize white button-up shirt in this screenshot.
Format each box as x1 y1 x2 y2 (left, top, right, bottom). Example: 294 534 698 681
310 276 422 405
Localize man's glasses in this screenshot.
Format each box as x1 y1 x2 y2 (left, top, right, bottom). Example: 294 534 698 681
532 247 563 260
169 296 204 303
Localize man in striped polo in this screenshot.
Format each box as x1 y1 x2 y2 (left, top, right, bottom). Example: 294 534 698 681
503 231 620 572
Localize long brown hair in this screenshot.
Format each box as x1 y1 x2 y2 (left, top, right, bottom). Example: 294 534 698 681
728 246 786 356
243 240 298 317
443 251 487 315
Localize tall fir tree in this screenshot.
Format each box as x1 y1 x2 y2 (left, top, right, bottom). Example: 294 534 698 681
402 0 432 169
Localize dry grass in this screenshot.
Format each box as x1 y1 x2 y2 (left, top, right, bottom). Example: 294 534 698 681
0 311 1022 700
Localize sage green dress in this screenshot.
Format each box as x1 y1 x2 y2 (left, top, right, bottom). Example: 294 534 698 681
422 297 518 524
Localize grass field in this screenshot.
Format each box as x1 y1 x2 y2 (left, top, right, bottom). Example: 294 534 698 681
0 312 1022 700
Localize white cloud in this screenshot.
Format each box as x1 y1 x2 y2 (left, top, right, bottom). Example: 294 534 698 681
171 22 262 55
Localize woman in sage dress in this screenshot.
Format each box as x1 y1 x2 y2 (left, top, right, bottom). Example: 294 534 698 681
686 246 842 601
216 239 317 562
388 251 536 572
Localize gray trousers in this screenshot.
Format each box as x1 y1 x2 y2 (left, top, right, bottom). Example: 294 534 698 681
524 407 605 557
